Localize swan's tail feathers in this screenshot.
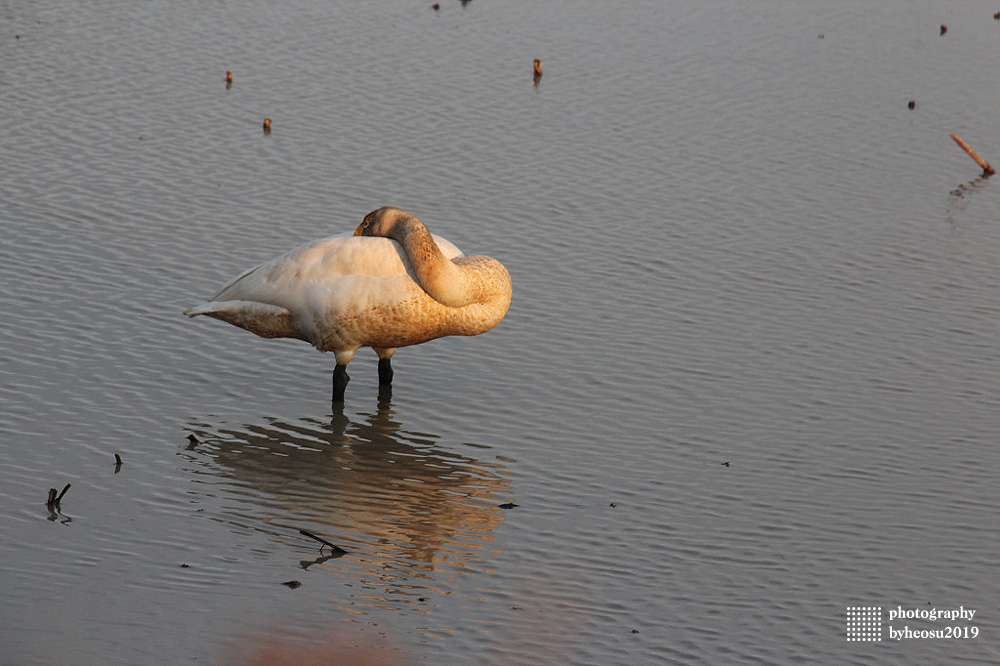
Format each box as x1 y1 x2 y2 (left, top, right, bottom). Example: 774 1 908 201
184 300 300 340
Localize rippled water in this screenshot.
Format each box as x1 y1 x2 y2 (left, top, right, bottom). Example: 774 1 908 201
4 1 1000 664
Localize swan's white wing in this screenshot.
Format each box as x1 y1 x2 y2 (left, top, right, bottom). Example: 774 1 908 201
210 234 462 301
186 233 465 347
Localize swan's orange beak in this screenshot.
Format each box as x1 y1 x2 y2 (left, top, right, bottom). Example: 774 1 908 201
353 223 366 236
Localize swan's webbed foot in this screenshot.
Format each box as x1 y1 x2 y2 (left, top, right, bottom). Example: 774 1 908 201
332 364 350 403
378 358 394 386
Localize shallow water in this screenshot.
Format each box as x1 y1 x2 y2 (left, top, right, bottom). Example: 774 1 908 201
3 1 1000 663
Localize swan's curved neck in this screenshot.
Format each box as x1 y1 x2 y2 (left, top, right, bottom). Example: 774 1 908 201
391 217 473 308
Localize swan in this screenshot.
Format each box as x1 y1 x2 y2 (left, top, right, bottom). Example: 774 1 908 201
185 207 513 403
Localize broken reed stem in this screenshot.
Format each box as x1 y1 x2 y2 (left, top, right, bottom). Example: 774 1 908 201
950 134 996 176
57 483 71 501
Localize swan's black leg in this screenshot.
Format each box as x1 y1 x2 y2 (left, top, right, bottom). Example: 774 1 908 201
332 364 350 403
378 358 394 386
377 358 393 404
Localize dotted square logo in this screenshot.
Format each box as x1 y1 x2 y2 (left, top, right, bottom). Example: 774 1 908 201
846 606 882 641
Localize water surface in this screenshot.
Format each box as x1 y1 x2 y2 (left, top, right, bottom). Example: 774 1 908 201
3 1 1000 663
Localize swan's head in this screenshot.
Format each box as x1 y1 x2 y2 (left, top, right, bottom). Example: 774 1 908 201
354 207 417 238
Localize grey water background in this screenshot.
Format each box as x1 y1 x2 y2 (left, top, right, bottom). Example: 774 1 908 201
3 0 1000 663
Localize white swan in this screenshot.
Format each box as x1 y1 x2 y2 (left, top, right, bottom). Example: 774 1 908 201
185 207 512 403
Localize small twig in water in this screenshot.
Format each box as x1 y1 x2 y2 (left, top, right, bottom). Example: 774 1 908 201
299 529 347 554
57 484 71 502
951 134 996 176
46 488 58 506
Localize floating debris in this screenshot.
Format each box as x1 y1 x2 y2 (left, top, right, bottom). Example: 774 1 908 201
940 24 947 35
533 58 542 86
226 70 233 83
908 100 915 109
187 434 199 446
282 580 302 589
263 117 272 135
498 502 518 510
431 3 439 10
721 461 730 467
609 502 618 508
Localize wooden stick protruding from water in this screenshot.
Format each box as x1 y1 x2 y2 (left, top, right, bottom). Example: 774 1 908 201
46 483 71 507
299 529 347 555
950 134 996 176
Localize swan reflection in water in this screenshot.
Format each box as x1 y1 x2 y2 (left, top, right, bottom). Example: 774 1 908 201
182 402 514 599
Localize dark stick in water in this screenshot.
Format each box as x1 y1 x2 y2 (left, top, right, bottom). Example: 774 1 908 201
299 529 347 554
46 484 71 507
